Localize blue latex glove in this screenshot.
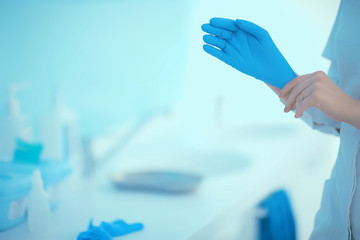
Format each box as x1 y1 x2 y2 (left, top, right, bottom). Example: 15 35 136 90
98 220 144 237
77 219 144 240
77 227 112 240
202 18 296 88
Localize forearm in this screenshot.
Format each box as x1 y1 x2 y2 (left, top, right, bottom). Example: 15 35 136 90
344 98 360 130
264 73 299 104
265 83 281 96
265 83 288 106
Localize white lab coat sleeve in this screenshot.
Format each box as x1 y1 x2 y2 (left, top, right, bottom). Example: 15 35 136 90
301 110 340 136
299 2 343 137
300 61 341 136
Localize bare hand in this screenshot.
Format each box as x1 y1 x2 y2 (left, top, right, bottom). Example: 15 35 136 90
279 71 358 123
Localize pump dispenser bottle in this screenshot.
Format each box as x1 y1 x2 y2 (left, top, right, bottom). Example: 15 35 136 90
0 85 31 161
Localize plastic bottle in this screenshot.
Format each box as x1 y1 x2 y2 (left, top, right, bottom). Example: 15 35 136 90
27 170 51 233
40 89 79 161
0 85 32 161
39 91 63 160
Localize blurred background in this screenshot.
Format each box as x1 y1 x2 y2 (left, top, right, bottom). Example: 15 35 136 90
0 0 342 239
0 0 339 135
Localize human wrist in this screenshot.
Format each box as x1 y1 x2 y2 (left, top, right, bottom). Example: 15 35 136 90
344 98 360 130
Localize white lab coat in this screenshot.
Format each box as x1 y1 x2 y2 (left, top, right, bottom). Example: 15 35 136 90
301 0 360 239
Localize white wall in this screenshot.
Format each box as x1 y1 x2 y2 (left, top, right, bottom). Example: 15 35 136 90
177 0 340 128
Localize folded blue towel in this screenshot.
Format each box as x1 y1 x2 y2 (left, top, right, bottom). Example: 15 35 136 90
13 139 43 164
258 190 296 240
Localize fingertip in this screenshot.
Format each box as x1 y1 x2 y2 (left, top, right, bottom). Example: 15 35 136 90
203 34 210 42
209 17 222 25
202 44 224 60
209 17 217 24
201 23 210 31
203 44 213 56
201 24 206 31
284 106 290 113
203 44 210 52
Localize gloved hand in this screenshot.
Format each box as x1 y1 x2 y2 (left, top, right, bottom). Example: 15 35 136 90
201 18 296 88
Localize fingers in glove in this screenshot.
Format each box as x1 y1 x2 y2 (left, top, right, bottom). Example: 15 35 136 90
203 44 225 61
209 17 238 32
235 19 269 40
201 23 233 40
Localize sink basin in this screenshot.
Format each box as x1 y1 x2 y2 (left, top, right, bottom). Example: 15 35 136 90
118 148 251 177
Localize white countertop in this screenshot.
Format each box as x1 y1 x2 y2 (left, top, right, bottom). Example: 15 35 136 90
0 116 339 240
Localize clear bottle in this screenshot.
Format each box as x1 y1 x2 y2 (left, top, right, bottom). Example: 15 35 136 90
40 89 79 161
0 85 32 161
27 170 51 233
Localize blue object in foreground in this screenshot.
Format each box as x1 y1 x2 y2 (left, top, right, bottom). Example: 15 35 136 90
257 189 296 240
13 139 43 164
77 219 144 240
202 18 296 88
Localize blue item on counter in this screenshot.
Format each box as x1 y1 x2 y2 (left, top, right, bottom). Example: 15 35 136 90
0 160 71 210
4 139 72 189
111 171 203 194
77 219 144 240
13 139 43 164
0 161 71 190
0 172 32 231
99 219 144 237
257 189 296 240
0 140 71 231
77 226 112 240
0 161 71 231
202 18 296 88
